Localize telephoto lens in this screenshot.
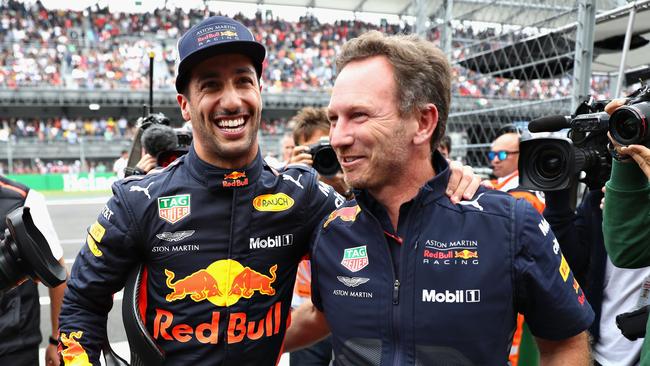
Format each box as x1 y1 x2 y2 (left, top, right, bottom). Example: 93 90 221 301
309 137 341 177
609 102 650 146
0 207 66 292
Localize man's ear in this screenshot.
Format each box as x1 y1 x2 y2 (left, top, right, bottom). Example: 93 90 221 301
177 94 191 121
413 103 438 146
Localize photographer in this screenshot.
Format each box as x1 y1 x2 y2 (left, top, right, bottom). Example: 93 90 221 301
0 176 65 366
603 100 650 267
288 107 350 198
600 98 650 364
127 124 179 176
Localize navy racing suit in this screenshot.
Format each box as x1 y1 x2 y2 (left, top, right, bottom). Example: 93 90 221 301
311 152 594 366
59 147 342 365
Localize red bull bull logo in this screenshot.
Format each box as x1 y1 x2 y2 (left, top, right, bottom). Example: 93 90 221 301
165 259 277 307
60 331 91 366
323 205 361 228
454 250 479 260
153 302 282 344
223 171 249 187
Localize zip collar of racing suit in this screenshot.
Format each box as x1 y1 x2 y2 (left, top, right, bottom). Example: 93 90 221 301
184 144 264 192
352 150 452 211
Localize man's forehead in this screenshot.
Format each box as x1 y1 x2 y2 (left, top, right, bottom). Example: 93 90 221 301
492 133 519 149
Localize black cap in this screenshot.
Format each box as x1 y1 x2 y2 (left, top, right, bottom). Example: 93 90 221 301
175 16 266 93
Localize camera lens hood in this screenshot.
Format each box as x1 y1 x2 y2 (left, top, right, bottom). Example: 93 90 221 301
0 206 66 289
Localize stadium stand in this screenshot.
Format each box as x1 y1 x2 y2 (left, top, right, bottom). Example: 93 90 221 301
0 0 646 173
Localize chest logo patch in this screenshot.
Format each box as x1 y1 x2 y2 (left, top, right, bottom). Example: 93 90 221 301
341 245 369 272
158 194 191 224
253 193 294 212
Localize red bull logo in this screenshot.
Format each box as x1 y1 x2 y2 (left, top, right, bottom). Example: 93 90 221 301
223 171 248 187
165 259 277 307
153 302 282 344
60 331 91 366
323 205 361 228
454 250 478 260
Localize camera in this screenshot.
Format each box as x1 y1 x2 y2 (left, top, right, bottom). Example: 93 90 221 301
616 305 649 341
609 83 650 146
519 99 612 191
0 206 66 293
124 113 193 177
308 137 341 177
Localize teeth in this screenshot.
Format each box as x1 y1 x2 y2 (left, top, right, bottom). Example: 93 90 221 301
216 117 245 128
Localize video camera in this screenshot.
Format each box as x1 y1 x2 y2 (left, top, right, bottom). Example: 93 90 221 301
0 206 66 294
123 52 192 177
308 137 341 177
519 83 650 191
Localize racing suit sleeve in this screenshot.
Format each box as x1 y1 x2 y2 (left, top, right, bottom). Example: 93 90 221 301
58 185 141 365
514 200 595 340
303 179 344 252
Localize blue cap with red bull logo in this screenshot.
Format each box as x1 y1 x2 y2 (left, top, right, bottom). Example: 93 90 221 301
175 16 266 93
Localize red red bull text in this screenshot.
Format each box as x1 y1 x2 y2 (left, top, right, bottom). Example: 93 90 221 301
153 302 282 344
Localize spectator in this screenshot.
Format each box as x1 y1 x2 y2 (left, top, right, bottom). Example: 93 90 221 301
112 149 128 179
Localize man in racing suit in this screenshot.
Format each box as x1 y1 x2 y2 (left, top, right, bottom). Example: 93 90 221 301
58 16 479 365
285 31 594 365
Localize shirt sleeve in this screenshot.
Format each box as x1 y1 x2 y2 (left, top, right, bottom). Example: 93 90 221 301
24 189 62 260
514 200 594 340
603 160 650 268
58 184 141 364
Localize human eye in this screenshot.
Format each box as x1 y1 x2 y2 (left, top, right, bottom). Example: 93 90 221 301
199 79 220 90
351 111 368 121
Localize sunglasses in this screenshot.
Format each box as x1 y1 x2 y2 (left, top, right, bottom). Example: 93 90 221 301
488 150 519 161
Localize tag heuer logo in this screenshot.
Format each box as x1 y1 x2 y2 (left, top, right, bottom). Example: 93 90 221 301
158 194 191 224
341 245 369 272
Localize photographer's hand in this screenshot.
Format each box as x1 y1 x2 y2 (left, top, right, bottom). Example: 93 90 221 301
288 145 313 166
619 145 650 180
136 153 157 174
604 98 627 115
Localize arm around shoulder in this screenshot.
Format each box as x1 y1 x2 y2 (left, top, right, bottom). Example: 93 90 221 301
284 300 330 353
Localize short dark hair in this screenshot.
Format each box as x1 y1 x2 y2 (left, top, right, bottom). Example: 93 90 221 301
439 135 452 154
291 107 330 145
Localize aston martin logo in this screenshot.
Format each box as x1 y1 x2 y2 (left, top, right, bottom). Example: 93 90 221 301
337 276 370 288
156 230 195 242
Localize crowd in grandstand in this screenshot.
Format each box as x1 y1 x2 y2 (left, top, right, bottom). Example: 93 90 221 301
0 0 621 100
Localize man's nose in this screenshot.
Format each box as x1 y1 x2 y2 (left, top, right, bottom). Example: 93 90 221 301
330 120 353 149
